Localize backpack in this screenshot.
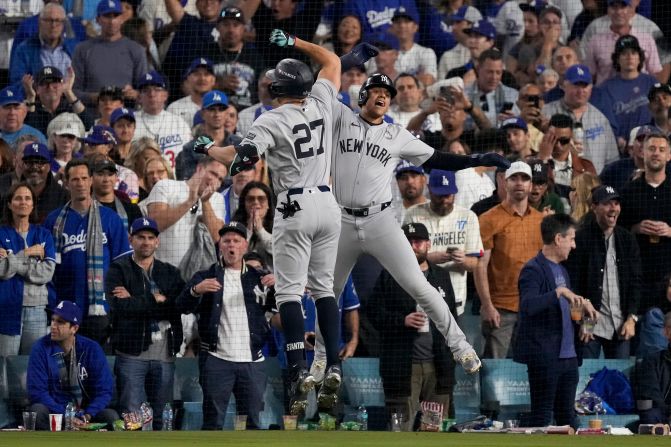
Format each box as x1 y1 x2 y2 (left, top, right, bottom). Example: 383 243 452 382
584 367 634 414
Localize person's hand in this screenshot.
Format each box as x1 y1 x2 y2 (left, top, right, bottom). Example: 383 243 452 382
556 286 581 305
193 135 214 155
248 208 257 232
652 220 671 237
193 278 222 295
470 152 511 169
637 220 662 236
21 74 36 101
0 248 6 258
218 74 241 92
72 416 87 428
339 339 358 360
427 251 451 264
462 68 476 87
405 311 427 329
304 331 316 350
199 183 215 202
112 286 131 299
121 84 139 100
23 244 45 259
538 128 556 160
261 273 275 287
579 330 594 343
64 66 76 93
447 86 470 111
497 110 516 124
620 317 636 340
542 206 555 216
449 248 466 266
543 25 562 46
269 29 296 47
582 297 597 320
153 292 167 303
481 304 501 328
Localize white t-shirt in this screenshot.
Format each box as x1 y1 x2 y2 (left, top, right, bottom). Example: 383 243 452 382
437 43 470 81
367 44 438 80
403 203 483 315
167 96 200 129
141 179 224 267
133 110 193 170
387 105 442 132
454 168 495 210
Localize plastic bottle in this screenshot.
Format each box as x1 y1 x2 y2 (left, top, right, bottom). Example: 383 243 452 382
162 403 174 431
140 402 153 431
390 412 401 432
357 405 368 431
64 402 76 431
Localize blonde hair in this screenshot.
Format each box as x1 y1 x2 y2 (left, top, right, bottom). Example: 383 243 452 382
124 137 162 174
570 172 601 222
143 156 175 186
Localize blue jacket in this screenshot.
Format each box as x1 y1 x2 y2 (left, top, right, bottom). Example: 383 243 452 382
513 251 582 366
10 14 86 64
0 224 56 335
27 334 114 416
9 35 78 85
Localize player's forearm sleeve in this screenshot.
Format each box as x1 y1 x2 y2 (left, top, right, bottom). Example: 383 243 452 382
421 150 471 172
340 43 379 72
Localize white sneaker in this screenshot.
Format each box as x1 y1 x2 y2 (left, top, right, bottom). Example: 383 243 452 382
458 351 482 374
310 359 326 384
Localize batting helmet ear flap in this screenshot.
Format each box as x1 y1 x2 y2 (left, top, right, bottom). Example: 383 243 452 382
358 86 369 107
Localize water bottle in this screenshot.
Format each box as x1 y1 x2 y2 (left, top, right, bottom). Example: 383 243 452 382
64 402 76 431
357 405 368 431
162 403 174 431
390 412 401 432
140 402 153 431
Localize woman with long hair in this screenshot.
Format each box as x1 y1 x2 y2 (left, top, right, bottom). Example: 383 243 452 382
569 172 601 225
125 137 164 199
0 182 56 356
231 181 275 269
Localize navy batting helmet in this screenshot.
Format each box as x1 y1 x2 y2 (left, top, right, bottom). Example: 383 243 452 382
358 73 397 106
267 59 314 99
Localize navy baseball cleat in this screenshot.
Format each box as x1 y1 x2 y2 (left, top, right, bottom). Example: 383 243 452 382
317 364 342 411
289 368 316 416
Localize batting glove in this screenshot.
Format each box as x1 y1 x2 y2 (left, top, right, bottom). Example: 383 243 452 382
341 43 379 72
230 143 260 175
270 29 296 48
470 152 511 169
193 135 214 155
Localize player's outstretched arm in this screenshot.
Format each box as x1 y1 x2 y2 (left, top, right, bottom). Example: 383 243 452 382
422 149 511 171
270 29 341 91
194 135 259 175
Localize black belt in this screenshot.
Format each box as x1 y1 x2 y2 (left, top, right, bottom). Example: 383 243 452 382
287 185 330 195
343 201 391 217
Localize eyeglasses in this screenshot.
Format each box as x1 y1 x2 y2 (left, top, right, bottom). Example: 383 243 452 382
23 159 49 167
557 137 572 146
245 195 268 204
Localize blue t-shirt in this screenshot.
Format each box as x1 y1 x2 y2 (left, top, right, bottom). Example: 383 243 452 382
43 205 133 315
342 0 419 36
548 260 576 359
0 125 47 147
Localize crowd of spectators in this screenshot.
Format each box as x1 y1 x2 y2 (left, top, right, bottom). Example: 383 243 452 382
2 0 671 432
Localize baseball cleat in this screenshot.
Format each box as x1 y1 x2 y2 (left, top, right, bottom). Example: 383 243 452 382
289 369 316 416
317 365 342 411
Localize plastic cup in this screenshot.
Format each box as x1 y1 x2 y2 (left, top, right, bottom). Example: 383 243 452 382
283 415 297 430
234 415 247 431
22 411 36 431
49 413 63 431
589 419 602 429
570 302 583 321
582 317 596 335
505 419 519 429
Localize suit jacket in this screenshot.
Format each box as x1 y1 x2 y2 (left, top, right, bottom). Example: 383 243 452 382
514 251 582 366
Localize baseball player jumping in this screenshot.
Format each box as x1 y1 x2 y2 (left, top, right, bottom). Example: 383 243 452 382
193 31 378 415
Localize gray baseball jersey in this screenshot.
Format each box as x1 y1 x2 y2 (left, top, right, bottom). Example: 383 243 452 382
331 105 434 208
239 79 335 195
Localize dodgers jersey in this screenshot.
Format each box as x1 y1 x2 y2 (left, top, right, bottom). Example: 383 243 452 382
332 102 434 209
238 79 337 194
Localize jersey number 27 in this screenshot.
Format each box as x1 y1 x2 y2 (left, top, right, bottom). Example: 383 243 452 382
292 119 324 159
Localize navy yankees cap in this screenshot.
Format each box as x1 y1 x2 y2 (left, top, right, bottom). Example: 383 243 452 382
98 85 123 101
92 158 118 174
591 185 620 205
428 169 458 196
218 6 245 24
130 217 160 236
528 159 549 183
402 222 430 241
52 300 82 325
648 83 671 101
35 66 63 85
22 142 51 162
219 221 248 238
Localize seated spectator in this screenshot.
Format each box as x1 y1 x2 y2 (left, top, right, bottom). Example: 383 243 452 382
0 86 47 147
523 6 565 82
0 182 56 356
501 116 535 159
204 7 264 109
110 107 136 165
392 161 427 225
95 86 124 126
584 0 662 85
140 156 174 205
569 171 601 224
132 71 192 170
527 159 564 215
9 3 79 85
436 5 481 80
167 58 216 127
323 14 363 58
516 83 547 151
46 112 85 177
387 73 441 131
543 65 619 173
590 35 658 147
89 155 143 230
72 0 147 107
537 67 559 95
44 160 133 344
366 32 401 81
543 45 579 102
177 222 273 430
445 20 496 88
231 181 274 269
506 2 543 87
121 17 161 71
0 138 14 175
23 66 92 135
106 217 185 429
26 301 118 430
124 137 164 200
387 8 437 86
646 82 671 136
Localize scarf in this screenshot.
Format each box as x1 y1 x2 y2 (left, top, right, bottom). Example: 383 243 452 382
113 196 128 232
53 201 107 316
55 342 82 408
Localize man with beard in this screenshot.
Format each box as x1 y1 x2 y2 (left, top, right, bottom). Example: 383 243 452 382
620 133 671 309
369 222 459 430
167 58 217 127
392 160 427 225
404 169 483 318
476 161 544 358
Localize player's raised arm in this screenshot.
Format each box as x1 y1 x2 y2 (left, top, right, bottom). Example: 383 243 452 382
193 135 259 175
269 29 341 91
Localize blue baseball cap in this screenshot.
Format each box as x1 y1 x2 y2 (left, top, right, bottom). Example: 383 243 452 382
193 110 204 126
202 90 229 110
110 107 135 125
367 31 400 51
428 169 458 196
392 6 419 23
184 57 214 80
130 217 160 236
138 71 167 90
501 117 528 132
0 86 24 106
22 142 51 162
447 5 480 23
52 300 82 325
97 0 122 16
465 20 496 40
564 64 592 85
81 125 117 145
395 160 424 178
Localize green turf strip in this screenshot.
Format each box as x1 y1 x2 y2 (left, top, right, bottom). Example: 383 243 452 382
1 432 669 447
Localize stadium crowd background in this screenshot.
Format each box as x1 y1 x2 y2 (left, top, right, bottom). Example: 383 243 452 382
1 0 671 432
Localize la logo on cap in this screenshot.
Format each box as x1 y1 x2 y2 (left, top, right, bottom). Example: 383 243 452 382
31 144 39 151
442 176 450 186
214 93 221 101
109 0 115 6
408 224 416 233
6 91 12 97
606 186 615 194
200 58 207 64
122 108 128 113
146 73 152 80
142 218 150 226
577 67 584 75
57 302 64 309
